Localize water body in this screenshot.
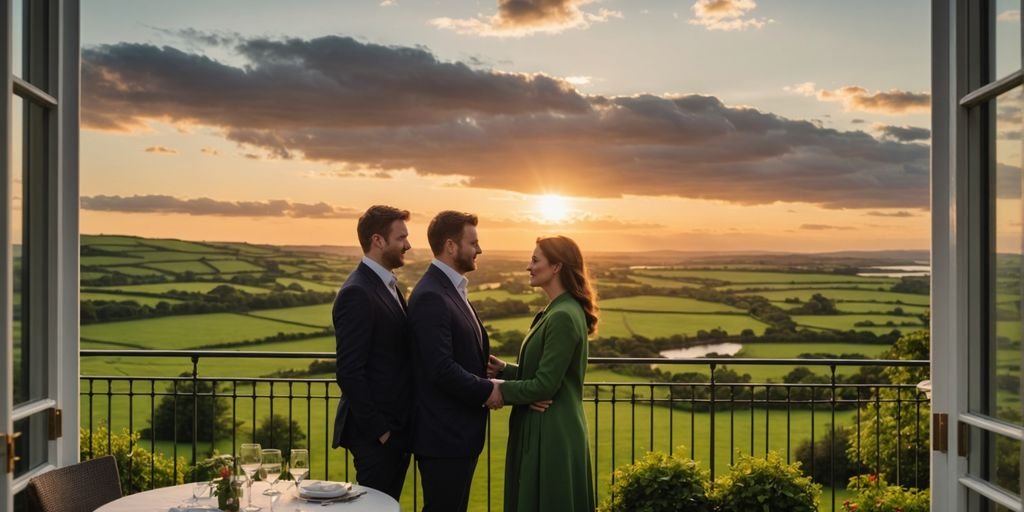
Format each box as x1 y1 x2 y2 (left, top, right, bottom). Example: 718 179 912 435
857 265 931 278
660 342 743 359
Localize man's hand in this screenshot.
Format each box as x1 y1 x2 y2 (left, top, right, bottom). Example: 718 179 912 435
529 400 553 413
487 355 507 378
378 431 391 445
484 379 504 409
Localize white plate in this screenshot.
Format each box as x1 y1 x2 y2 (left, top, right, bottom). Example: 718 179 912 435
298 481 350 499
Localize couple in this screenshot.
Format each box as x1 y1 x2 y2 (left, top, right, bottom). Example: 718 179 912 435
331 205 597 512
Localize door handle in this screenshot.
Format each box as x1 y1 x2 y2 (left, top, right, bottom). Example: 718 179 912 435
3 432 21 474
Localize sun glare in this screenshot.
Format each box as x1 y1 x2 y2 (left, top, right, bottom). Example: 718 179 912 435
538 194 570 223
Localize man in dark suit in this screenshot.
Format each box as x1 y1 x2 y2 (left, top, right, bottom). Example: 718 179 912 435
408 210 498 512
332 205 413 501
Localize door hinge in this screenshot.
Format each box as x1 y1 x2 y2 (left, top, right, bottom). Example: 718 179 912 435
933 413 948 453
49 408 62 440
2 432 21 474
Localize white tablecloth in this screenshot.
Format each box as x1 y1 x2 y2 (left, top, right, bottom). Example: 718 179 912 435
95 481 400 512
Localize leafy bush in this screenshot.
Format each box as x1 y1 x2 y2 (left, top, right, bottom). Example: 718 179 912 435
710 451 820 512
146 375 237 443
794 425 866 485
599 449 711 512
842 474 929 512
80 426 186 492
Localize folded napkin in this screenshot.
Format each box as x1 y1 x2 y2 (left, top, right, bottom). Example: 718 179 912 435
301 481 345 493
168 505 218 512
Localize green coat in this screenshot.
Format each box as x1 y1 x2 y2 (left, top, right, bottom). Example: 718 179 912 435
499 292 595 512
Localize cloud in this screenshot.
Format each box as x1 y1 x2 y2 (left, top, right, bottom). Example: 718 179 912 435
865 210 916 218
998 9 1020 22
380 0 397 6
430 0 621 37
800 224 855 231
850 119 866 124
200 147 220 156
82 36 932 209
787 82 930 114
875 125 930 142
564 76 592 86
689 0 772 31
80 194 362 219
144 145 177 154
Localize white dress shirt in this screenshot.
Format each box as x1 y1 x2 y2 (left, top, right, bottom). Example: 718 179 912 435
361 256 404 310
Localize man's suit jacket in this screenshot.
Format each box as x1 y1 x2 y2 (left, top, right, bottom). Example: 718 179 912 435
332 262 412 449
408 264 493 458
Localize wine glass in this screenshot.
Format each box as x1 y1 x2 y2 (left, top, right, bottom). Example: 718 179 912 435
261 449 283 496
239 443 263 512
289 449 310 490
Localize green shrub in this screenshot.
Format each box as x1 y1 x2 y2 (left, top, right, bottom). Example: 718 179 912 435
842 474 929 512
711 451 820 512
80 426 187 492
599 449 711 512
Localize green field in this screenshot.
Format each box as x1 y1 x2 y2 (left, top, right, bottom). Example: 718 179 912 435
82 234 146 246
117 251 226 263
469 289 543 302
486 311 768 338
717 283 890 292
204 260 264 273
81 292 183 306
144 261 219 274
744 289 930 306
601 295 744 313
627 275 704 289
82 256 145 266
80 313 324 349
275 278 338 293
247 304 333 329
86 282 272 295
136 239 222 253
108 266 168 277
637 269 895 285
792 314 925 332
833 302 929 314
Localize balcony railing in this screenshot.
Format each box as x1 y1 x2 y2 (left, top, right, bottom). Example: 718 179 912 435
80 350 930 511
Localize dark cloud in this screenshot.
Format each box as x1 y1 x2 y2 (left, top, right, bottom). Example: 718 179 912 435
876 125 930 142
851 119 866 124
200 147 220 156
865 210 916 218
83 36 932 209
431 0 621 37
997 163 1022 199
144 145 177 154
800 224 855 231
81 194 361 219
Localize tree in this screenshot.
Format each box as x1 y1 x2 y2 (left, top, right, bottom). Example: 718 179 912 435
253 414 307 455
846 330 930 488
148 374 237 444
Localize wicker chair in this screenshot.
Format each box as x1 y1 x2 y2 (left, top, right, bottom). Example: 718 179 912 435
26 455 123 512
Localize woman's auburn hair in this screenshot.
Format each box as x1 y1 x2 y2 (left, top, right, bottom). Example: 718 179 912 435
536 235 599 336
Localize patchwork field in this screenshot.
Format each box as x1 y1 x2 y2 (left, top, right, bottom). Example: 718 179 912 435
81 313 324 350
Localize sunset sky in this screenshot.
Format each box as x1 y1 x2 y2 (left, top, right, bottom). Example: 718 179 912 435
75 0 1021 253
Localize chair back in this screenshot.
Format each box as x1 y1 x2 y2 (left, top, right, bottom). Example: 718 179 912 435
27 455 122 512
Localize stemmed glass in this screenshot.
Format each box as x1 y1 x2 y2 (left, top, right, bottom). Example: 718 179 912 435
289 449 310 491
239 443 263 512
261 449 283 496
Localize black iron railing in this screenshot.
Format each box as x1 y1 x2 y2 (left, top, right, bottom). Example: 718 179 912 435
80 350 930 511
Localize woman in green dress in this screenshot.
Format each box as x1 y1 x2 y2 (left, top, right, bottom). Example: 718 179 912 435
487 235 599 512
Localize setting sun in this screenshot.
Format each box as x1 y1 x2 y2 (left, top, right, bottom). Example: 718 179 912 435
538 194 570 223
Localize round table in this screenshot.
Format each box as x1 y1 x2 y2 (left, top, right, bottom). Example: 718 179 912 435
95 481 400 512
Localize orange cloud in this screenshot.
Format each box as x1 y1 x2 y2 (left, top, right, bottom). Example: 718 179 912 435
431 0 621 37
690 0 772 31
787 82 929 114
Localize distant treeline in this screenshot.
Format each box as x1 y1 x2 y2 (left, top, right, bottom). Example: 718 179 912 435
80 285 336 324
